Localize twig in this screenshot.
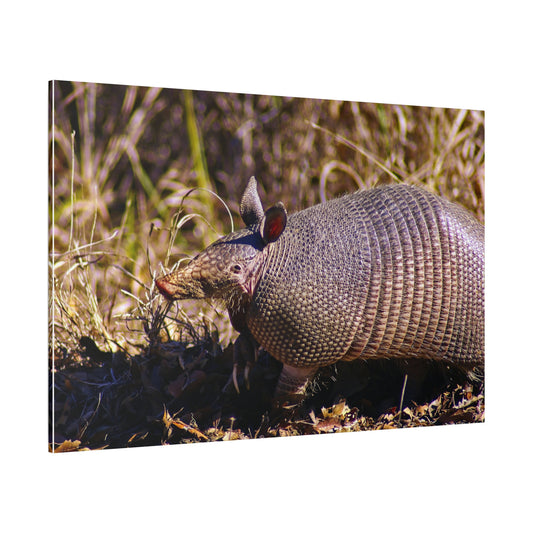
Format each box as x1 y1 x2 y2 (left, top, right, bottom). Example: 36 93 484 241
398 374 408 426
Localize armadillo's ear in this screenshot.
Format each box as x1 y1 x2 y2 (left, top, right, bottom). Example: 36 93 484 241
260 202 287 244
240 176 264 226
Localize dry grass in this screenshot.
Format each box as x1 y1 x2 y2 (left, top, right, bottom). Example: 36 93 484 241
49 81 484 451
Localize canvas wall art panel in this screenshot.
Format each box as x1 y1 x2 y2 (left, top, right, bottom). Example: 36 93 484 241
49 81 484 452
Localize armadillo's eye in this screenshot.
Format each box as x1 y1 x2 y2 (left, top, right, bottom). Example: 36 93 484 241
230 264 242 274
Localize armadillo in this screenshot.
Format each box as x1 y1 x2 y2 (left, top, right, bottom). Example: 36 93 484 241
156 177 484 400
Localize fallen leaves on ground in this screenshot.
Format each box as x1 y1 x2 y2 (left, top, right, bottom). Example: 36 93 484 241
50 338 484 451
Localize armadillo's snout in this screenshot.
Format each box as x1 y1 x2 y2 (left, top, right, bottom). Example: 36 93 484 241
155 275 178 300
155 268 208 300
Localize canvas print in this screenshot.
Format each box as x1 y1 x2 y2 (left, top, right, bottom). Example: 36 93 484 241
49 81 485 452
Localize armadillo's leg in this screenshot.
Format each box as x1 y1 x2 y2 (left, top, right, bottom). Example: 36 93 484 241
274 364 318 400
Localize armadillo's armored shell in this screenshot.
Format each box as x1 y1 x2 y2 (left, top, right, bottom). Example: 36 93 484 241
246 184 484 369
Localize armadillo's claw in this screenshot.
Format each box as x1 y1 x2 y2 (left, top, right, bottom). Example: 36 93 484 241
230 358 254 393
228 332 259 394
232 363 241 394
244 361 253 390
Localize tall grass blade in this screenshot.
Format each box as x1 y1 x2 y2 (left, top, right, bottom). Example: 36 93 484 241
183 89 215 219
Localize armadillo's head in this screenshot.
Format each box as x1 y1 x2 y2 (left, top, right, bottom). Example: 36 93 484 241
155 183 287 310
156 230 266 304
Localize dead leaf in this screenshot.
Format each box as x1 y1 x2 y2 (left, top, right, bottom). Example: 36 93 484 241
171 418 208 441
51 440 89 453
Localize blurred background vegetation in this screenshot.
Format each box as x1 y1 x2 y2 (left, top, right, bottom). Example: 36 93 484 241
49 81 484 448
50 80 484 354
